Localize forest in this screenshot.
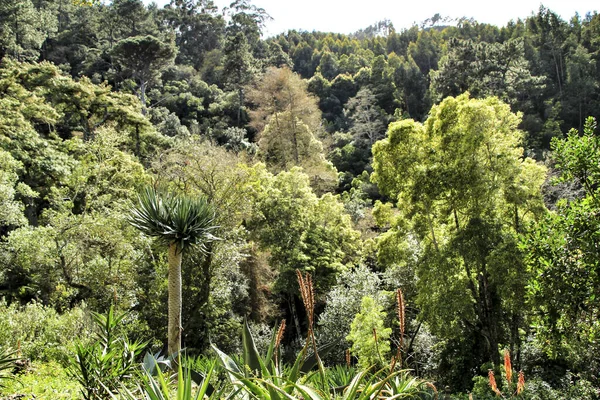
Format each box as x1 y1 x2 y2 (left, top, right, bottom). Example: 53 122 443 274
0 0 600 398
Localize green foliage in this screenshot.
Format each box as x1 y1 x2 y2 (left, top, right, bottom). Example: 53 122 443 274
524 117 600 370
0 0 57 61
317 266 386 362
0 149 29 228
129 186 218 253
248 167 362 297
0 300 91 363
258 111 334 182
112 35 177 112
69 306 145 400
0 361 80 399
213 318 432 400
119 356 223 400
346 296 392 369
0 347 17 388
372 94 546 380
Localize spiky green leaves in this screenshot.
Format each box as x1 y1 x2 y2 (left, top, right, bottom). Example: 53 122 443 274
128 186 218 253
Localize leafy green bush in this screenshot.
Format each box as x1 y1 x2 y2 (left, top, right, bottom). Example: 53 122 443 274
0 361 80 399
0 299 92 363
317 266 386 364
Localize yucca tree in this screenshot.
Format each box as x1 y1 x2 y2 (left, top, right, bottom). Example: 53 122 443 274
129 186 218 356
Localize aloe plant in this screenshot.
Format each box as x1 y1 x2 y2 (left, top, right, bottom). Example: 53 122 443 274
119 356 226 400
69 306 145 399
211 273 436 400
0 347 17 388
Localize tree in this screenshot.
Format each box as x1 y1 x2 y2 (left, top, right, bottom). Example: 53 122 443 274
1 126 149 309
247 167 361 337
0 0 57 61
151 141 257 349
0 150 29 231
258 111 332 179
345 87 387 147
372 94 546 375
524 117 600 369
128 187 218 355
160 0 225 70
224 0 270 50
222 31 254 126
564 45 598 130
247 67 336 187
318 265 385 362
112 35 177 114
346 296 392 369
247 66 321 134
430 38 544 111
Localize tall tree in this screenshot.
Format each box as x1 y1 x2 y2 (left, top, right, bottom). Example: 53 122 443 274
128 187 218 355
0 0 57 61
222 31 254 126
224 0 270 51
160 0 225 70
247 66 321 134
372 94 546 377
112 35 177 114
345 87 387 147
524 117 600 368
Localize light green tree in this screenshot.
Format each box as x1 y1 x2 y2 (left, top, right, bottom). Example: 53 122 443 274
247 166 361 337
346 296 392 369
372 93 546 366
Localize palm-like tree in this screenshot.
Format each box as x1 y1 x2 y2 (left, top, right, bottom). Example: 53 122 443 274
128 186 218 356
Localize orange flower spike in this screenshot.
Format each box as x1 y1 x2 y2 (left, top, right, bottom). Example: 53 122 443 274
504 349 513 383
488 370 502 396
517 370 525 395
275 319 286 349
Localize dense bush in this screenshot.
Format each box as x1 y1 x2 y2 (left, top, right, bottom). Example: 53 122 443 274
0 299 91 363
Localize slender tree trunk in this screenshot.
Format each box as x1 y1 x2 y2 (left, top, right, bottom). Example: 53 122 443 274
237 87 244 127
140 80 147 116
168 243 183 356
290 295 302 340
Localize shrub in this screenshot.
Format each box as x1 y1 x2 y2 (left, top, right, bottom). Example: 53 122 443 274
0 299 92 363
346 296 392 369
68 306 145 399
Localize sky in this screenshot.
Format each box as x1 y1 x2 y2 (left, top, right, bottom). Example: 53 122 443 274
146 0 599 37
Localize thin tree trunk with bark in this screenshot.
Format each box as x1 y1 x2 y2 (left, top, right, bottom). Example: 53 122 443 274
168 243 183 356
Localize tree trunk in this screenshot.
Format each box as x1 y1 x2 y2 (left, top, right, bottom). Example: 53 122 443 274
167 243 183 356
140 80 147 116
290 295 302 340
237 87 244 127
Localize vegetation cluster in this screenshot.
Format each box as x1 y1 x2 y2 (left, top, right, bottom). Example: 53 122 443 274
1 0 600 398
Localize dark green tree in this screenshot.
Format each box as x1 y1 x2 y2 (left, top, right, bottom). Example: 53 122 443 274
160 0 225 70
0 0 56 61
222 31 254 126
112 35 177 114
